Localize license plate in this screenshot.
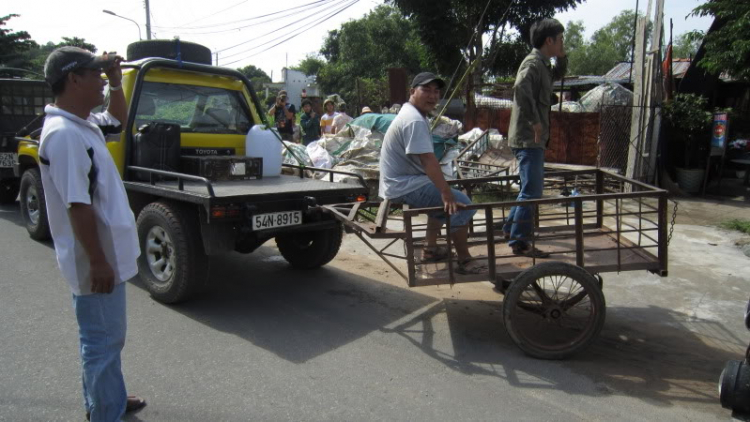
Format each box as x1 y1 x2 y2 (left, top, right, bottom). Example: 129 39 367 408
0 152 16 168
252 211 302 231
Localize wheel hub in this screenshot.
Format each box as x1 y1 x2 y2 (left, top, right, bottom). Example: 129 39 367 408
146 226 176 284
26 186 39 225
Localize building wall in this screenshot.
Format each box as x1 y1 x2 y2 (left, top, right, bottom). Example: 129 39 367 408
281 69 319 110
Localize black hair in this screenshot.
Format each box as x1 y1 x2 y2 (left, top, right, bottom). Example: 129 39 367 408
530 18 565 49
50 68 89 97
301 99 312 107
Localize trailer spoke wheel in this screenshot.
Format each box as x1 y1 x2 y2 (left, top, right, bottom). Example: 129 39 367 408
503 262 605 360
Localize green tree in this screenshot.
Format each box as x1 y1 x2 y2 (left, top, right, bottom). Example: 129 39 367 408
691 0 750 81
317 5 434 105
59 36 97 52
290 54 326 77
0 14 37 76
672 30 703 60
389 0 581 81
237 64 271 89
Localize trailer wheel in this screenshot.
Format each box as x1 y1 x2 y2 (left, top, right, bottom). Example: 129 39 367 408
126 40 212 65
137 201 208 304
0 179 20 204
19 168 51 240
276 223 343 269
503 262 605 360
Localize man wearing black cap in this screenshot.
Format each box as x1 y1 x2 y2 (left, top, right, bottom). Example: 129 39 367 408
268 90 296 141
380 72 482 274
39 46 146 421
503 18 567 258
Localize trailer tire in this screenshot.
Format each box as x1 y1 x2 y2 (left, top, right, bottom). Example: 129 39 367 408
19 168 51 240
276 223 343 269
503 262 605 360
127 40 213 65
0 179 20 204
137 201 208 304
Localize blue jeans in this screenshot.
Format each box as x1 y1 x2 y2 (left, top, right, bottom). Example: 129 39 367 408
504 148 545 248
72 282 128 422
394 183 476 233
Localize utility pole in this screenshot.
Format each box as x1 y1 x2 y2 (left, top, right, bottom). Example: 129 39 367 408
215 52 219 66
144 0 152 40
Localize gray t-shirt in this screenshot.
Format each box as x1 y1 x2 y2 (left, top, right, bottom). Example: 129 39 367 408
379 102 433 199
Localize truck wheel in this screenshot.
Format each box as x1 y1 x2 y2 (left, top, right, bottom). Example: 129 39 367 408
137 201 208 304
127 40 212 65
0 179 20 204
276 223 343 269
19 168 51 240
503 262 605 360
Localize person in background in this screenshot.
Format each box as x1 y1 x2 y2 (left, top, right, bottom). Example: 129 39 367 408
332 102 353 134
267 90 296 141
300 99 320 145
503 18 567 258
361 106 373 115
39 46 147 421
319 98 337 136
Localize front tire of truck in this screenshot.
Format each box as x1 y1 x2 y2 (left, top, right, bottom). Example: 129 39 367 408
0 179 20 204
19 168 51 240
276 223 343 269
137 201 208 304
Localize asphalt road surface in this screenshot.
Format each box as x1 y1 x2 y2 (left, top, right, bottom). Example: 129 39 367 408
1 200 746 421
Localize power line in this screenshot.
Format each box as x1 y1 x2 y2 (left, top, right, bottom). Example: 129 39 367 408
222 0 359 66
217 0 349 55
153 0 330 30
157 0 335 37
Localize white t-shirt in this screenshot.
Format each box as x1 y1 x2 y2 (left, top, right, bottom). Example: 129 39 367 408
39 105 140 295
332 112 353 133
378 102 434 199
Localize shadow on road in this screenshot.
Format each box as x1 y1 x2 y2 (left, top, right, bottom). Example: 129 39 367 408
129 245 437 364
382 296 743 410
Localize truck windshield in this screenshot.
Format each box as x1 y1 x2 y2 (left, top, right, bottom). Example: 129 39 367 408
134 81 253 134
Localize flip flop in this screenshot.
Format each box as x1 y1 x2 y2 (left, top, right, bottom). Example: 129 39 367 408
456 259 487 275
421 245 453 262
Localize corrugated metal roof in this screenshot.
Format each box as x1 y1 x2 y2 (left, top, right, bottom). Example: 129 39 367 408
601 59 693 82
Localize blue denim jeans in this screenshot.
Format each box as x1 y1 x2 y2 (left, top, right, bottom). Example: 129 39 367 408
504 148 545 248
394 183 476 233
72 282 127 422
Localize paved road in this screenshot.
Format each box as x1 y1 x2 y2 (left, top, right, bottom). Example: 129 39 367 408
0 200 746 421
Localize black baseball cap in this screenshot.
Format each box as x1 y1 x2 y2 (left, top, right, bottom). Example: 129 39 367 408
44 46 116 86
411 72 446 89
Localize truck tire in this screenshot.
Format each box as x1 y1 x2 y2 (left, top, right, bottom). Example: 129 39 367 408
137 201 208 304
127 40 212 65
0 179 20 204
19 168 51 240
276 223 343 269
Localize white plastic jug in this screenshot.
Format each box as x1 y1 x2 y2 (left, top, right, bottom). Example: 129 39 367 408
245 125 283 177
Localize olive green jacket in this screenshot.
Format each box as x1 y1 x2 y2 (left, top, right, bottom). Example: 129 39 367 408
508 49 567 149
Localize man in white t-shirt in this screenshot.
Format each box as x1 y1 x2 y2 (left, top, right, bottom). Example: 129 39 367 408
379 72 482 274
40 46 146 421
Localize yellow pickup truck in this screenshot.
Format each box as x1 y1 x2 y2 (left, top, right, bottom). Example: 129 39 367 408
5 41 367 304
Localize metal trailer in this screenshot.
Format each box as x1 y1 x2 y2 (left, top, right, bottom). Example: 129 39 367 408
325 169 671 360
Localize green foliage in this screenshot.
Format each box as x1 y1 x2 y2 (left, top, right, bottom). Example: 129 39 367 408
565 10 651 76
0 14 37 76
484 32 529 78
662 93 713 168
691 0 750 82
317 5 434 106
672 30 703 59
290 54 325 77
389 0 582 77
237 64 271 90
721 219 750 235
59 37 97 52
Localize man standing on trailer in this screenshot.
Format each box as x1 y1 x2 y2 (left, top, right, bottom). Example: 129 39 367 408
39 46 146 421
503 18 568 258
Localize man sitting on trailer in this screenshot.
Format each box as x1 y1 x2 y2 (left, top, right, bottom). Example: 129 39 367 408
379 72 483 275
503 18 568 258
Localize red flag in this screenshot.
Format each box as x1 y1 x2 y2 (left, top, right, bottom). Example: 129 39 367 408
662 44 674 101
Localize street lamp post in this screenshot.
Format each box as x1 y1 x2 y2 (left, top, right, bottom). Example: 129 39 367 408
102 10 142 41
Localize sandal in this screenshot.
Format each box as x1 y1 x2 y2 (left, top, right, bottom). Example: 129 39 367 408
422 245 453 262
511 244 550 258
456 259 487 275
